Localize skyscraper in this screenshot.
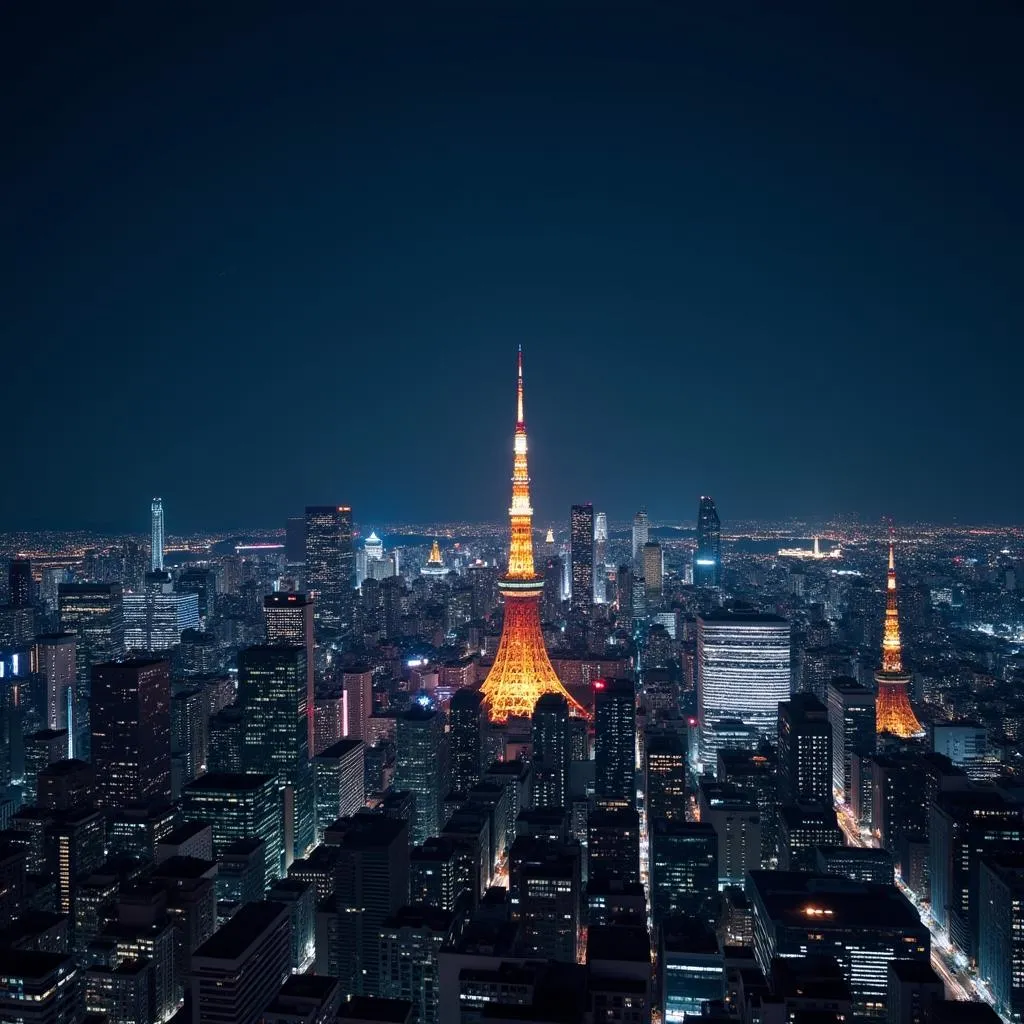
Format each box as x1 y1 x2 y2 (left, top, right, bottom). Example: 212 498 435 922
150 497 165 572
777 694 833 807
304 506 355 636
263 593 315 753
237 645 314 865
875 542 924 739
694 496 721 588
35 633 76 739
595 678 636 808
89 659 172 808
183 773 283 890
314 738 365 838
479 351 587 722
827 677 876 805
9 559 32 607
697 607 790 768
394 703 446 845
449 689 484 796
59 583 125 685
594 512 608 604
632 509 649 567
532 693 570 810
569 504 594 610
341 666 373 741
642 541 663 606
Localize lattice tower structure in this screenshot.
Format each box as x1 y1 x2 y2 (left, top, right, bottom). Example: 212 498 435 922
875 541 924 738
481 350 588 723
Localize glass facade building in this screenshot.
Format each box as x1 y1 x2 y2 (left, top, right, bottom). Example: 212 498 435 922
697 609 790 769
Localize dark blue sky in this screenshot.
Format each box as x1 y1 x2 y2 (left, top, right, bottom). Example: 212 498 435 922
3 3 1021 532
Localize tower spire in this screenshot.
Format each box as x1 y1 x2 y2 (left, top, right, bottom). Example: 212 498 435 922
481 349 587 723
875 539 923 738
517 344 524 427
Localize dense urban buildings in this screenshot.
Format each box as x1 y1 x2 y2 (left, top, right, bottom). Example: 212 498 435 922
2 354 1021 1024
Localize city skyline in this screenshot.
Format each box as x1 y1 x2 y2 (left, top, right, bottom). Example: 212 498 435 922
3 6 1022 532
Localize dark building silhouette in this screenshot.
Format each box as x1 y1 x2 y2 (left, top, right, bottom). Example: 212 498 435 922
9 559 32 607
449 689 484 797
304 505 355 636
569 504 594 610
238 645 315 866
90 659 171 808
595 678 635 808
532 693 570 811
777 694 833 807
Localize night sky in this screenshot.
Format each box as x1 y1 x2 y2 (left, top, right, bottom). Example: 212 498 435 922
3 3 1021 533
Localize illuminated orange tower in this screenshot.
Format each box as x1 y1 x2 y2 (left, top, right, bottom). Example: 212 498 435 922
481 349 587 723
875 541 924 738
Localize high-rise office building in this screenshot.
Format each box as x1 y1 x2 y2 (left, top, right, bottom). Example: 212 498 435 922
532 693 570 810
509 835 582 963
827 677 876 805
978 853 1024 1024
90 659 171 808
176 568 218 627
35 633 76 741
642 541 663 606
0 951 83 1024
595 678 636 808
123 576 200 652
697 608 791 769
285 516 306 564
342 666 373 742
569 504 594 610
930 789 1024 959
747 871 929 1021
449 689 483 797
777 694 833 807
699 781 761 887
314 738 365 839
394 704 446 845
304 506 355 636
264 593 315 753
189 901 292 1024
379 905 456 1024
594 512 608 604
150 497 165 572
238 645 314 865
9 558 32 607
650 819 718 927
645 731 688 823
588 804 641 885
632 509 649 568
325 814 410 997
479 351 586 721
183 772 283 890
694 496 721 588
59 582 125 683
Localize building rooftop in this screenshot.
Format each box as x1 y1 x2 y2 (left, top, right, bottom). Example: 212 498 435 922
888 959 943 984
587 924 651 964
185 771 274 792
269 973 339 1004
747 871 924 930
338 996 413 1024
221 837 265 857
159 821 211 846
382 904 455 933
316 738 365 760
151 855 217 880
192 901 288 961
1 949 72 977
660 914 720 955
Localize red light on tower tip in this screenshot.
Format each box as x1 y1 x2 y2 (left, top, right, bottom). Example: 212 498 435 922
593 680 606 690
